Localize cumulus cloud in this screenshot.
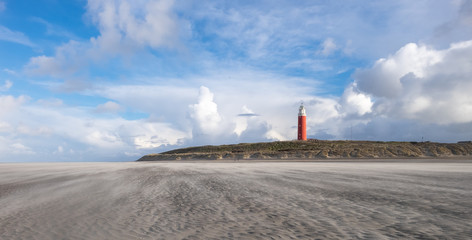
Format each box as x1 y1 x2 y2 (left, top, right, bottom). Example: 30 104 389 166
26 0 180 78
26 40 90 78
87 0 178 51
306 97 340 125
355 43 442 98
339 83 373 116
355 40 472 124
234 105 257 136
189 86 222 136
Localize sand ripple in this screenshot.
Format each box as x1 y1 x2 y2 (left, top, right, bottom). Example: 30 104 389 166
1 161 471 239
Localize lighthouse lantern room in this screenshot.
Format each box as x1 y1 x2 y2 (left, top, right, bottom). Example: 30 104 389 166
298 104 307 141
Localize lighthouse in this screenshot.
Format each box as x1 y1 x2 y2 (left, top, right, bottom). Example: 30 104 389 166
298 104 307 140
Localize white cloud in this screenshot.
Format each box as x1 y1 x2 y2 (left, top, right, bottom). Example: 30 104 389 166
87 0 178 50
0 139 35 157
85 130 122 148
355 40 472 124
0 121 10 132
189 86 222 136
319 38 337 56
3 68 16 75
96 84 197 129
16 124 52 136
0 95 28 117
131 122 188 149
94 101 121 114
234 105 255 136
305 97 340 124
0 25 35 47
0 80 12 91
0 94 191 161
26 0 180 78
10 143 35 155
355 43 443 98
25 41 88 78
340 83 373 116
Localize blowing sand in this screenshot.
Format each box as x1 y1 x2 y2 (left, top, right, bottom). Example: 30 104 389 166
1 161 471 239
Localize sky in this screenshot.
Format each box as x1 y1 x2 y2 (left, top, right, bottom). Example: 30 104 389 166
0 0 471 162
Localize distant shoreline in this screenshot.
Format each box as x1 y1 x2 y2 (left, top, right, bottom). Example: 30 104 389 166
138 140 472 161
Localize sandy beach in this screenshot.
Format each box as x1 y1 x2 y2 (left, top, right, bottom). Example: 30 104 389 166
1 160 471 239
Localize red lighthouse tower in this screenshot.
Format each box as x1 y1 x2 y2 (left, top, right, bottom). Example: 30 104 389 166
298 104 307 140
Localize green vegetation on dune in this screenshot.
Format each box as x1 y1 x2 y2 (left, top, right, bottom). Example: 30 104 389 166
138 140 472 161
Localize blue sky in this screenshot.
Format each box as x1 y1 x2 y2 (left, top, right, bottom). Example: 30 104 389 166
0 0 471 162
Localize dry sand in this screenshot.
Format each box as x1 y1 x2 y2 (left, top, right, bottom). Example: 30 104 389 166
1 160 471 239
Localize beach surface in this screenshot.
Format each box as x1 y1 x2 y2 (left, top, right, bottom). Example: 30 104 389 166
1 160 471 239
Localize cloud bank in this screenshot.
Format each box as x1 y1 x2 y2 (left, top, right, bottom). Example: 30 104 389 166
5 40 472 161
355 40 472 124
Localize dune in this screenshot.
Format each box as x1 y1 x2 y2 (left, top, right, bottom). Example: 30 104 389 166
138 140 472 161
1 161 471 239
